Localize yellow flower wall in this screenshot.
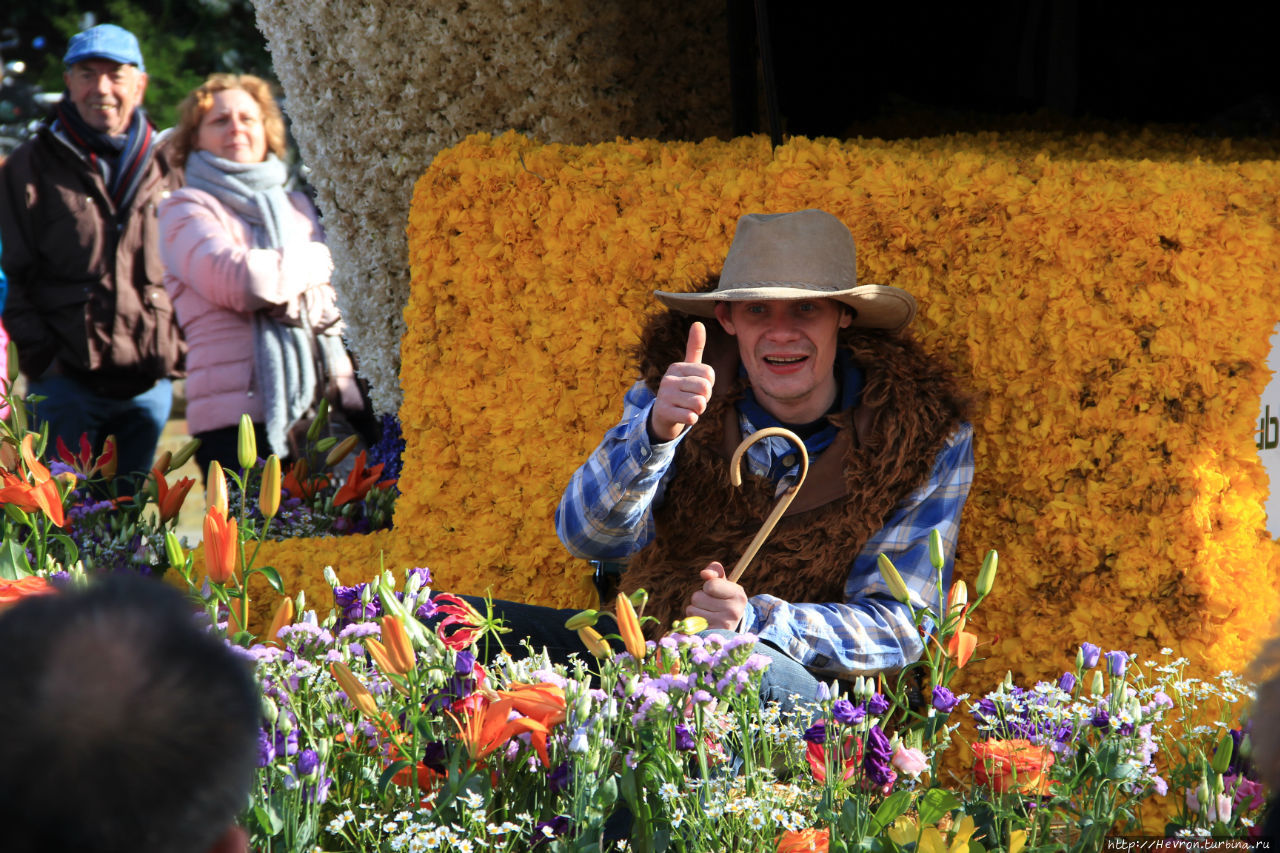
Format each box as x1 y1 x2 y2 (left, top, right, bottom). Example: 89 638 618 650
400 131 1280 692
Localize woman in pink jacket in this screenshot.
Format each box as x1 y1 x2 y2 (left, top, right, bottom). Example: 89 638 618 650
158 74 363 477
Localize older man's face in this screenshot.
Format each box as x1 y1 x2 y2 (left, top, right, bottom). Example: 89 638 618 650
714 298 852 425
64 59 147 136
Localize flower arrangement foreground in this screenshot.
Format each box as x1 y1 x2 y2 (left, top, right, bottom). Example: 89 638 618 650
401 131 1280 691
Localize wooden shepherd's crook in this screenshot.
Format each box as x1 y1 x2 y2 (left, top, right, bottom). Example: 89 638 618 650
727 427 809 584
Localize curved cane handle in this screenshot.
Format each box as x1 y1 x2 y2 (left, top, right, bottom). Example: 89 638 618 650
727 427 809 584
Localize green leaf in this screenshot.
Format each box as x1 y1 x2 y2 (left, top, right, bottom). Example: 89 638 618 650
595 775 618 806
917 787 962 826
251 565 285 594
253 802 284 836
376 759 412 795
871 789 913 832
50 533 79 566
0 538 33 580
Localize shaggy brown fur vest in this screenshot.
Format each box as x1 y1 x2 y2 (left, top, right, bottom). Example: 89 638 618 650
619 309 968 633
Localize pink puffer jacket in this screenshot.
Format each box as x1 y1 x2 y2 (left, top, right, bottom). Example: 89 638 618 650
157 187 361 434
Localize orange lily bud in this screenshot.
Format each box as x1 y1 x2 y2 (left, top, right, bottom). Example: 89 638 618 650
203 507 238 584
168 438 201 472
325 434 361 468
577 626 613 659
206 460 228 518
364 639 410 695
946 580 968 634
237 414 257 470
380 615 416 675
331 662 379 717
614 592 646 660
266 596 294 646
259 455 282 521
153 450 172 475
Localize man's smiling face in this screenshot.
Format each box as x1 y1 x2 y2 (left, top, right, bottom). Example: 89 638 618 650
714 298 852 424
64 59 146 136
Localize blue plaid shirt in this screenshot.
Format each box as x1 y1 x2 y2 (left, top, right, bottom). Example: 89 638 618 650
556 379 975 679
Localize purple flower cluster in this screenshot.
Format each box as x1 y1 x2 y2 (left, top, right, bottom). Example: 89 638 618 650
972 685 1075 753
368 413 405 486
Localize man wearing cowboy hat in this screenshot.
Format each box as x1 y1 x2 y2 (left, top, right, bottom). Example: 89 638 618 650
556 208 974 706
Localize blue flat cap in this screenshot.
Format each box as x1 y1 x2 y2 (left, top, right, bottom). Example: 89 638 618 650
64 24 145 72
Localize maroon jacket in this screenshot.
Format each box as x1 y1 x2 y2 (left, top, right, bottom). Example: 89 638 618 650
0 122 185 398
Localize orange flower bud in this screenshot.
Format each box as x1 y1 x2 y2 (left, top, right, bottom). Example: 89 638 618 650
330 662 379 717
380 615 416 675
206 460 228 518
203 508 238 585
266 596 294 646
614 592 646 660
259 455 282 521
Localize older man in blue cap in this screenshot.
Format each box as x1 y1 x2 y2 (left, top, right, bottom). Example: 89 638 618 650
0 24 184 489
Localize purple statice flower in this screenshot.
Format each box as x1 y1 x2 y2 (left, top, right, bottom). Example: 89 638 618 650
832 699 866 726
867 693 891 715
803 720 826 745
48 460 77 478
1105 650 1129 677
1058 672 1076 694
931 686 958 713
862 725 895 788
1079 642 1101 669
674 723 696 751
548 761 572 794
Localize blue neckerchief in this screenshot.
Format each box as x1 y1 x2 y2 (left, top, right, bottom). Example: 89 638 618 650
737 349 864 480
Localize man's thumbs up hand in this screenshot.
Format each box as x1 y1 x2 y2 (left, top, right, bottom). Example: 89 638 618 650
649 322 716 443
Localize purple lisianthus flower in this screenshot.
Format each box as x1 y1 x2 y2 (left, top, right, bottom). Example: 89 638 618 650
674 723 696 751
1058 671 1076 694
455 649 477 675
332 583 381 624
532 816 571 848
548 761 572 794
415 597 438 621
256 728 275 767
832 699 865 725
422 740 448 773
296 748 320 779
1079 642 1101 669
867 693 890 715
1105 650 1129 677
862 724 895 787
931 686 958 713
1091 708 1110 730
802 720 826 745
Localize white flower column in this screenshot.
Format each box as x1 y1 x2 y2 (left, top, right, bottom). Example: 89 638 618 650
251 0 730 412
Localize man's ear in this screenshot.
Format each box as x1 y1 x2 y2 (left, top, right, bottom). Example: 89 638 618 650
204 824 248 853
839 305 854 329
135 71 149 103
713 302 736 335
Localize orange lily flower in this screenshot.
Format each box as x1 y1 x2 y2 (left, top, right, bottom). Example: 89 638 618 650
777 828 830 853
333 450 385 507
947 629 978 669
19 433 51 482
0 472 67 528
614 592 647 659
151 465 196 524
497 682 567 727
203 508 238 584
282 459 328 501
0 575 57 610
451 697 549 764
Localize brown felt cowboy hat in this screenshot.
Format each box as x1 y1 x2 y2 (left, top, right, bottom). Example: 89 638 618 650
655 209 916 332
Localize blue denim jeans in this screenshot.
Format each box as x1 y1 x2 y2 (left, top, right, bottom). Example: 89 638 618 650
464 598 824 714
28 374 172 492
